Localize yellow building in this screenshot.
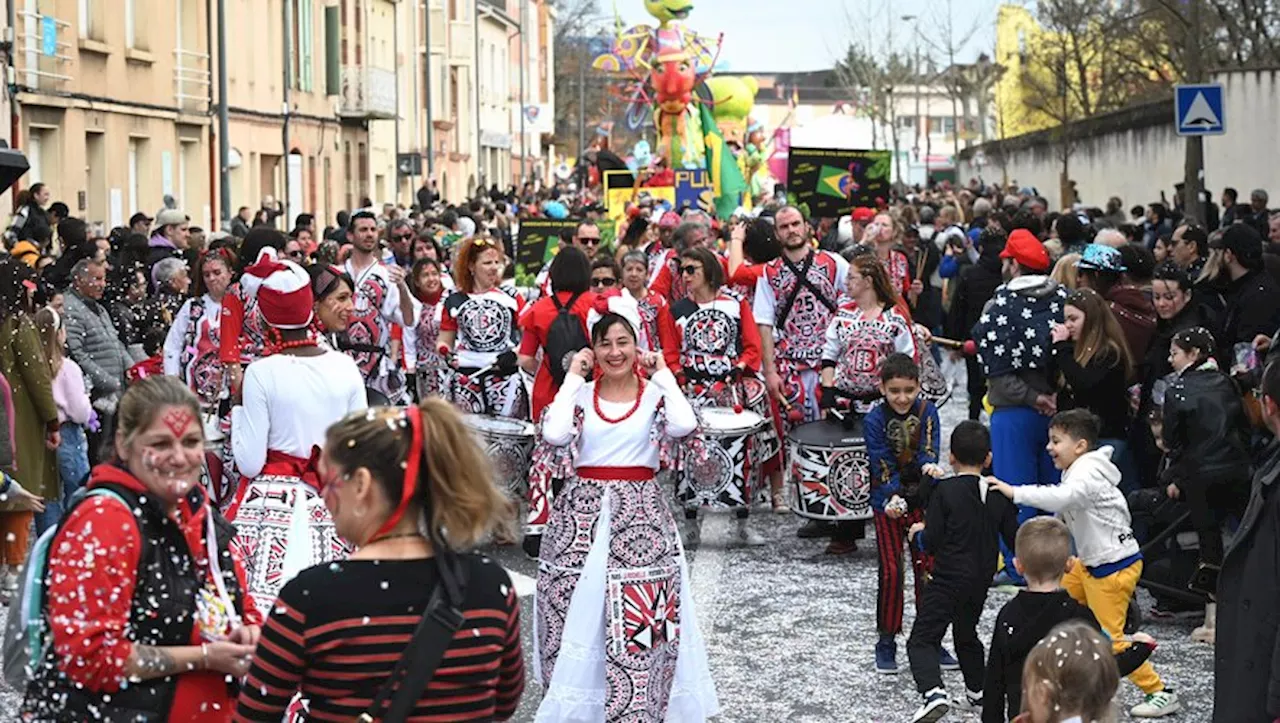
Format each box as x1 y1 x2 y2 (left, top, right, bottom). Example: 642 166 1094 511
993 4 1053 140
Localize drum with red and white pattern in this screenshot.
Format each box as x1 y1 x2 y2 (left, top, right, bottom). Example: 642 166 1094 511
787 417 872 521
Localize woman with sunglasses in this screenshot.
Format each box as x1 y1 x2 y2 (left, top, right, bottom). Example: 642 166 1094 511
535 300 718 723
590 255 621 291
228 259 367 613
234 401 523 722
439 235 529 418
665 246 772 547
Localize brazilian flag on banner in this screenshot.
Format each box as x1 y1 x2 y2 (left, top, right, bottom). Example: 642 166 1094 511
817 165 853 199
698 102 748 220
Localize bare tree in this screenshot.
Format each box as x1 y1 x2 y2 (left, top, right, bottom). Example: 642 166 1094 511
921 0 987 161
830 43 917 182
548 0 612 157
1018 0 1166 206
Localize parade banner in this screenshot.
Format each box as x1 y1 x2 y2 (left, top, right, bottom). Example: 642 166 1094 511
786 147 892 218
674 169 715 214
516 218 582 275
603 170 676 221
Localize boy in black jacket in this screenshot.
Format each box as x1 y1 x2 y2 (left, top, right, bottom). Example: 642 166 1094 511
905 421 1020 723
982 517 1157 722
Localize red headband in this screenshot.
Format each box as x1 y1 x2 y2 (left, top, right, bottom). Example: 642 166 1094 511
368 406 424 543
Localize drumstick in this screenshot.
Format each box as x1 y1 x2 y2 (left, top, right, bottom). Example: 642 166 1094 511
931 336 978 356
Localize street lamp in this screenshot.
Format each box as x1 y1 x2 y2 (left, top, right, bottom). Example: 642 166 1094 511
901 14 922 185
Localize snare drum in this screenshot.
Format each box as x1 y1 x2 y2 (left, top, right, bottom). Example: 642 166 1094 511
742 376 781 462
463 414 536 498
677 407 766 510
787 417 872 520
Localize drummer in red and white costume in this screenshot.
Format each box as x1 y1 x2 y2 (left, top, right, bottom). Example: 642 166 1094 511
644 210 682 280
229 259 367 613
165 248 236 411
406 257 448 401
667 246 769 548
650 221 729 305
753 206 849 426
818 252 918 555
164 248 236 504
864 212 913 299
343 210 419 405
726 217 788 511
621 250 679 354
439 235 530 419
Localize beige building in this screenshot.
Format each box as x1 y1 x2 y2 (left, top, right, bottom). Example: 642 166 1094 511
11 0 213 229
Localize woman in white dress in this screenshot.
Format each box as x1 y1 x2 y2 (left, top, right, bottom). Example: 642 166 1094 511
229 258 368 613
534 296 719 723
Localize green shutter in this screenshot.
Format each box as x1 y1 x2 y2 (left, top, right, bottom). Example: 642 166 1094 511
324 5 340 96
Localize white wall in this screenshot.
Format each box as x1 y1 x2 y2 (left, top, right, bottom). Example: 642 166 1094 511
957 69 1280 209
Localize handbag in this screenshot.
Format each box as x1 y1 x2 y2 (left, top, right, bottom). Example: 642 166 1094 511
355 558 471 723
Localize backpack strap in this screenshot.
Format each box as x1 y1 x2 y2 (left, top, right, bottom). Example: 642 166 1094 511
551 291 583 313
776 253 837 329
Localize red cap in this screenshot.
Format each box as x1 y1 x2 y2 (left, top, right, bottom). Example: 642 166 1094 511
851 207 876 223
999 229 1050 272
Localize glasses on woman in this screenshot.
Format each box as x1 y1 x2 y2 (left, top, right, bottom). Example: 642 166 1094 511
680 265 701 275
591 277 617 288
285 250 304 259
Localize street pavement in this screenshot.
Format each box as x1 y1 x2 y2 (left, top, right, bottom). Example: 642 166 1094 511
0 363 1219 721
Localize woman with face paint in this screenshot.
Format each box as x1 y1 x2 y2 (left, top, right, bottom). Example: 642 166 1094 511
228 259 368 614
234 400 523 721
22 376 262 723
534 295 719 723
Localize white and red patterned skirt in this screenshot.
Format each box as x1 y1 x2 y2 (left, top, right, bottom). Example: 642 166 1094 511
533 466 718 723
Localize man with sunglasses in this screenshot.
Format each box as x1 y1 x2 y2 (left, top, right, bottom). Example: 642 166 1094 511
591 257 620 290
533 222 604 298
381 218 417 270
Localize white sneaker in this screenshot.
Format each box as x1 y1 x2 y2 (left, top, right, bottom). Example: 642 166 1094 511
911 688 950 723
2 571 17 593
1130 690 1180 718
951 689 982 712
736 518 766 547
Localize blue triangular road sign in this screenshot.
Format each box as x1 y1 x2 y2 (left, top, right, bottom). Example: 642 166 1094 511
1175 84 1225 136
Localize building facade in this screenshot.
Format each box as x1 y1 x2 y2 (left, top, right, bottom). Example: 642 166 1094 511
11 0 213 230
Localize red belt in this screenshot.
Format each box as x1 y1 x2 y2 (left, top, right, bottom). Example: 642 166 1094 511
226 448 321 521
577 466 654 481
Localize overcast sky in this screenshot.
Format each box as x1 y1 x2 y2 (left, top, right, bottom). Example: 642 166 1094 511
611 0 1002 73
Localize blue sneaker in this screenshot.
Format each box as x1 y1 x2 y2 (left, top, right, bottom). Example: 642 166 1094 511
911 688 950 723
875 638 899 675
939 646 960 671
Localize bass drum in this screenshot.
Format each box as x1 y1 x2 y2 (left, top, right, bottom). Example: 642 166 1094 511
677 407 766 510
786 417 872 521
462 414 536 499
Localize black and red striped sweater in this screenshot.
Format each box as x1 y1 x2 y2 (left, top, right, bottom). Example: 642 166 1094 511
234 554 524 722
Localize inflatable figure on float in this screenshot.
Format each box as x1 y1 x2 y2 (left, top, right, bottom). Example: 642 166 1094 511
592 0 721 169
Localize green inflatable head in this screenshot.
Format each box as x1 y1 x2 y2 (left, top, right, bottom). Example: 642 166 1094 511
644 0 694 26
704 75 758 146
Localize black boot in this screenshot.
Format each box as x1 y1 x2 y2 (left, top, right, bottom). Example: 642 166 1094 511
797 520 836 538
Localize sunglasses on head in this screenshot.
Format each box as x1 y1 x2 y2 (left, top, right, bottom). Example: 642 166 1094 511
680 265 701 275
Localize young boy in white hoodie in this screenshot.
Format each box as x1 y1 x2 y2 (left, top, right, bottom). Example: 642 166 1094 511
989 409 1180 718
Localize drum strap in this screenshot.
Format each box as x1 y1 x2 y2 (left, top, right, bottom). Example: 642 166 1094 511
777 252 837 330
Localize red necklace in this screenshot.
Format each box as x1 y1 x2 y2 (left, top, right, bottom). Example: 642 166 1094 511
266 337 319 355
593 377 645 424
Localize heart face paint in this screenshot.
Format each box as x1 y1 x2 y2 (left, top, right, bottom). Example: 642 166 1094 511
161 409 196 438
134 405 204 502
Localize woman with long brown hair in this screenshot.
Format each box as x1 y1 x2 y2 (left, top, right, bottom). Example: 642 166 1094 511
439 235 529 418
35 306 93 529
234 400 524 722
1051 287 1135 488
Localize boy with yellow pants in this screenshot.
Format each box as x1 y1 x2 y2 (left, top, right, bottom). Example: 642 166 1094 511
989 409 1180 718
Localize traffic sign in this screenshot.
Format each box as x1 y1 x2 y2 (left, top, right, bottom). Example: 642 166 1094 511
1175 84 1224 136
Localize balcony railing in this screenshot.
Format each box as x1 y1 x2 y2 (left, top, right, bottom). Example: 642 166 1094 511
174 49 211 113
339 65 398 120
15 11 73 92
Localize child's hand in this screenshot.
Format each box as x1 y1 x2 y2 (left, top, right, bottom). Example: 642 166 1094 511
985 477 1016 499
908 522 925 539
885 495 908 519
922 463 946 479
1128 632 1156 646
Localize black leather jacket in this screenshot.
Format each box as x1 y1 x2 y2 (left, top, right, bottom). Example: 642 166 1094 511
1161 366 1252 486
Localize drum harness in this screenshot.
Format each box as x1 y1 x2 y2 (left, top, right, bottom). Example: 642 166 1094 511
776 253 838 331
